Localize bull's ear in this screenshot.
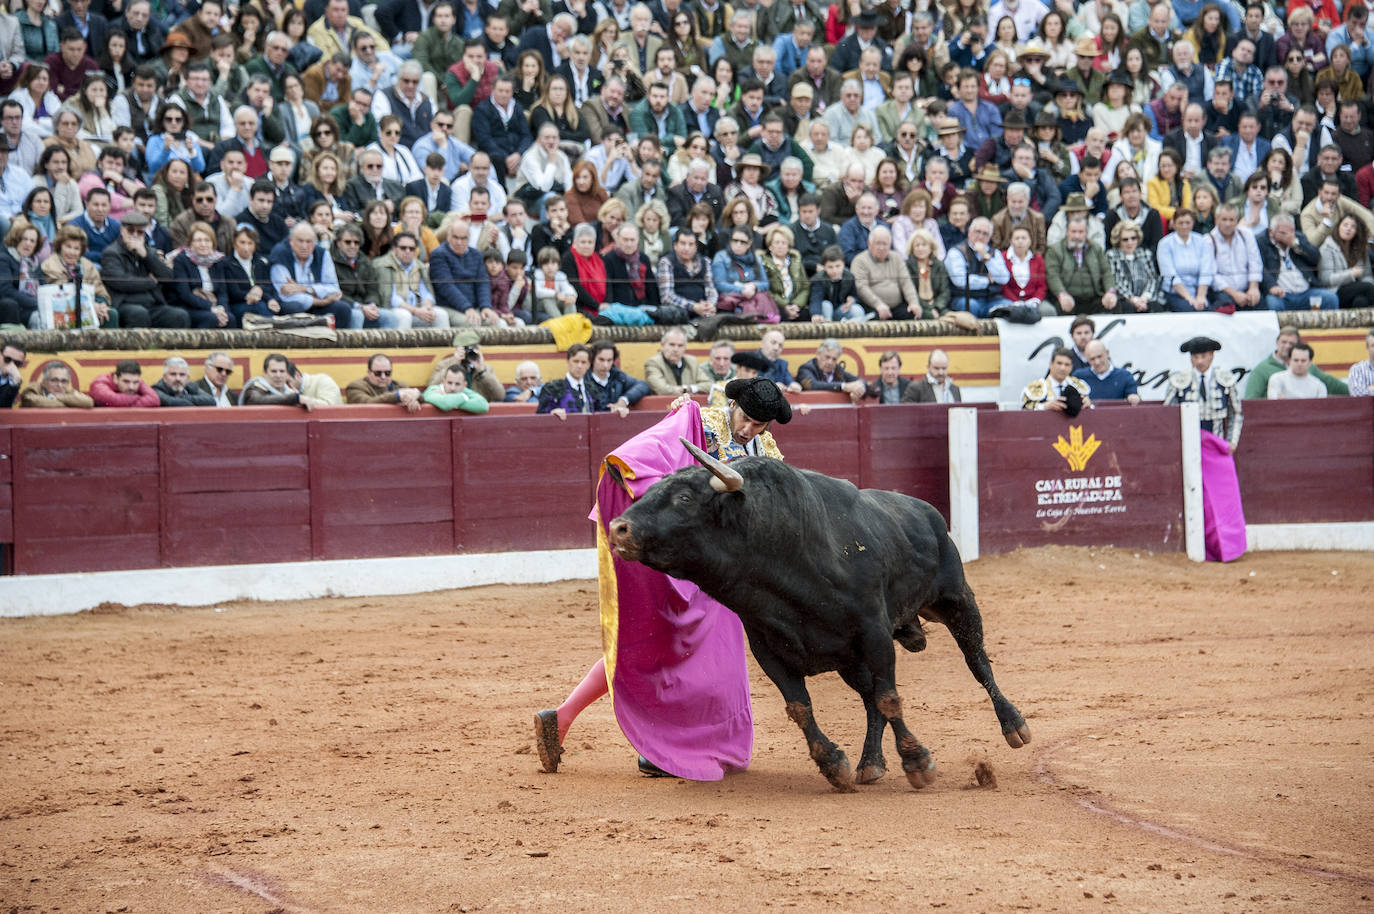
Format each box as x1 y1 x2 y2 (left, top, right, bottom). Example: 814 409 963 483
680 436 743 493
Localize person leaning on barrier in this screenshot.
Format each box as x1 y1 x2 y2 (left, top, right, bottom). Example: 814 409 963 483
424 362 491 413
797 337 867 403
1243 326 1349 398
345 353 423 413
153 356 216 407
865 350 911 403
1073 340 1142 405
585 340 651 418
643 327 701 396
92 359 161 408
505 361 543 403
1266 342 1329 400
0 338 25 408
191 351 237 407
20 361 93 409
239 352 320 409
291 360 344 405
427 331 505 404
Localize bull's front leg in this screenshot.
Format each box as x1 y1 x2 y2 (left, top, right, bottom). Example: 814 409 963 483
749 640 855 793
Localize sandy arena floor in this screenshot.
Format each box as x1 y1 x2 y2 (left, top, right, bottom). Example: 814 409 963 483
2 547 1372 913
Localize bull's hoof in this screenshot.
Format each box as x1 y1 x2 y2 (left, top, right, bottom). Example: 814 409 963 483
1003 720 1032 749
811 743 856 793
534 709 562 773
902 754 937 789
855 760 887 785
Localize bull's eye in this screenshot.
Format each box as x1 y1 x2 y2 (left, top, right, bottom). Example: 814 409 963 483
677 492 692 503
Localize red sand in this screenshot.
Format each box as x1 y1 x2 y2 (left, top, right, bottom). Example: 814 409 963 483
2 546 1371 913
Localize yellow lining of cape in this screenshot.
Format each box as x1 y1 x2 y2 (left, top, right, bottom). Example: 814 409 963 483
596 458 637 705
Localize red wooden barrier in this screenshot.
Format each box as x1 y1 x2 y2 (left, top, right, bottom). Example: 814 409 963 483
775 406 862 487
159 422 312 567
0 427 11 548
1235 398 1374 525
12 424 162 573
454 413 594 551
310 417 456 560
859 402 997 520
978 406 1186 554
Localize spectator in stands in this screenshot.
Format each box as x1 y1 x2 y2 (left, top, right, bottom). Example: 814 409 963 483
712 226 779 319
172 182 235 252
865 350 911 403
39 225 113 327
170 220 237 328
345 353 423 412
1157 208 1218 311
70 188 121 262
644 327 700 395
505 360 543 403
153 356 216 407
1243 326 1348 397
342 148 406 216
1073 339 1141 404
1266 342 1328 399
901 349 962 403
100 213 192 327
947 216 1012 315
798 338 867 402
473 74 531 184
237 179 289 252
656 230 718 320
1207 203 1265 312
0 225 41 329
537 343 597 418
375 230 448 329
424 362 491 413
19 360 93 409
220 225 278 322
191 351 237 407
0 339 25 407
1256 214 1337 311
667 159 725 225
758 327 802 392
91 359 160 408
268 223 353 327
240 352 320 408
1317 213 1374 311
791 192 837 275
1347 328 1374 397
809 243 863 321
1300 176 1374 247
586 340 651 417
603 223 660 317
696 340 737 391
852 224 917 320
426 332 505 403
430 216 493 326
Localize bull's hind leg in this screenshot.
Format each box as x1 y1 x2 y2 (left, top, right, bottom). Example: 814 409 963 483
934 585 1031 748
749 642 855 792
838 664 888 785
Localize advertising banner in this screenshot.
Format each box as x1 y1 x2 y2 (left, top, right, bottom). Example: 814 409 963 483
997 311 1280 402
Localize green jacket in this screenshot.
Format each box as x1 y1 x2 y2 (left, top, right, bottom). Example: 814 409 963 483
329 103 379 147
905 254 951 319
413 29 465 85
629 97 687 151
1045 241 1113 308
760 250 811 314
423 384 490 413
243 55 299 101
1242 353 1349 398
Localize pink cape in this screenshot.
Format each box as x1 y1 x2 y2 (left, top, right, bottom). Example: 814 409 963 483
591 403 754 780
1200 429 1247 562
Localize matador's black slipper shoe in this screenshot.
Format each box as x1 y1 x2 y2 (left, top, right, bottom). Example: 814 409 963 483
534 710 562 773
637 755 672 778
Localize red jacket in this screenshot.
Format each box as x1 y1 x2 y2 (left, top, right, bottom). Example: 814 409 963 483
1000 251 1048 303
90 373 160 408
1356 162 1374 208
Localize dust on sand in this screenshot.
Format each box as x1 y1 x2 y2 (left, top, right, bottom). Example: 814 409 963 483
2 547 1372 913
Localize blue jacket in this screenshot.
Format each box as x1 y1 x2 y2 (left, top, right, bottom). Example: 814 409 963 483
429 242 491 313
170 252 228 313
711 248 768 294
1073 365 1139 401
71 214 121 261
586 367 651 407
1218 133 1271 168
837 217 890 265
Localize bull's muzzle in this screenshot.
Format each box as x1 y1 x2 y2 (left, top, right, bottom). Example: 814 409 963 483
608 518 639 560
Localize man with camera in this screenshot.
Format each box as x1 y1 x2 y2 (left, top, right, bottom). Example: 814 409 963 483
427 330 505 403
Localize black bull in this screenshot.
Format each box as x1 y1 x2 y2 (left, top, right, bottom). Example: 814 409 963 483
607 441 1030 792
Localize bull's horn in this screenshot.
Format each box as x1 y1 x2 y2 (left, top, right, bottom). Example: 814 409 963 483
680 437 743 493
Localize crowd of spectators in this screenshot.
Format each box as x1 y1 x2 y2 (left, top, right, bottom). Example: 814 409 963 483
3 0 1374 331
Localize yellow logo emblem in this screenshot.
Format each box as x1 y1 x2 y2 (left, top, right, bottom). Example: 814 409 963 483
1052 425 1101 472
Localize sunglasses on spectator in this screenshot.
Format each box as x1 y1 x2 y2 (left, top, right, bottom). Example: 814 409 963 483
210 363 233 373
3 354 25 367
1012 77 1031 86
383 128 400 135
194 194 215 202
363 163 382 169
435 120 453 128
314 128 335 136
338 237 360 244
165 114 184 122
372 369 392 376
395 243 416 251
359 43 376 51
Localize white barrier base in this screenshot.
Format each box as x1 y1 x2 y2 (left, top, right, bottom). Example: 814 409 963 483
0 549 599 618
1246 523 1374 553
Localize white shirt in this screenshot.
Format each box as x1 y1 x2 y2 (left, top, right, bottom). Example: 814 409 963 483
925 373 954 403
1232 138 1260 183
450 174 507 213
